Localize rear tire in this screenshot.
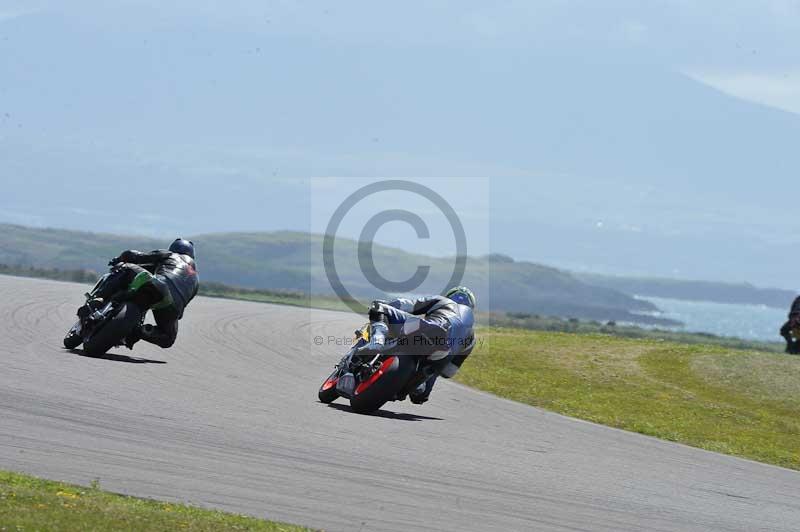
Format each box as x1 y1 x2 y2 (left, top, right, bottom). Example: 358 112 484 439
350 355 416 414
318 371 340 403
83 302 143 356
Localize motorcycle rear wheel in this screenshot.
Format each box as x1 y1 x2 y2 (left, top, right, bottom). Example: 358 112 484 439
349 355 416 414
83 302 143 357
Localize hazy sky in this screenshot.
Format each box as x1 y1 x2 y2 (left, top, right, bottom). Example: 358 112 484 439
2 1 800 288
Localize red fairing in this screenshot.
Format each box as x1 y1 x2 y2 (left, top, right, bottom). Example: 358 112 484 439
321 377 338 391
355 356 397 395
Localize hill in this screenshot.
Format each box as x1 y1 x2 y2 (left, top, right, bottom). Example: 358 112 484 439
578 274 796 310
0 224 675 326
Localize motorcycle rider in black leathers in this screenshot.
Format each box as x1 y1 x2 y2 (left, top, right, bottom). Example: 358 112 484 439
359 286 476 404
107 238 199 349
780 295 800 354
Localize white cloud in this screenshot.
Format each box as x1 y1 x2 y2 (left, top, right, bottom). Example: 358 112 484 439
685 69 800 115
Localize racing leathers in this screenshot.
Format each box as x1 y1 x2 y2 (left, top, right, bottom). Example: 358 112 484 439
110 249 199 348
365 295 475 403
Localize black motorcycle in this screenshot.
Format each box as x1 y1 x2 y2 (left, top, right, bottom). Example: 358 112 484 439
317 323 427 414
63 264 157 356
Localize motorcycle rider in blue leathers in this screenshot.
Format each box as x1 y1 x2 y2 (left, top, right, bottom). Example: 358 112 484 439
359 286 476 404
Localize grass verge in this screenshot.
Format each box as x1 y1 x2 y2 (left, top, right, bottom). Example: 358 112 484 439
0 471 311 532
459 327 800 470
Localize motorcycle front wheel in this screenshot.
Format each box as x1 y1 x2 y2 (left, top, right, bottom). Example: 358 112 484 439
63 321 82 349
318 370 340 404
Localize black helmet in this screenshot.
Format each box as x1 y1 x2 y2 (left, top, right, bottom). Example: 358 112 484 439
169 238 195 259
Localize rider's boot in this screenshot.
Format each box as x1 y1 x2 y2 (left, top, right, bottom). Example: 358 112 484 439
410 375 437 405
360 321 389 354
370 321 388 345
410 381 428 404
125 324 150 350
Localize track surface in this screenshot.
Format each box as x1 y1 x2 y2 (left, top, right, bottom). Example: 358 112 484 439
1 276 799 531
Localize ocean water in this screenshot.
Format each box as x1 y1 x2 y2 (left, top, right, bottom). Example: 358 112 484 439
639 296 788 342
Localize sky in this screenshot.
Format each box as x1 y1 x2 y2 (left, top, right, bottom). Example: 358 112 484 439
2 1 800 288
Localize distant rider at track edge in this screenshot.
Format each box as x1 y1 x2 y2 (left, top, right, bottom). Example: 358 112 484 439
106 238 199 350
780 295 800 354
359 286 476 405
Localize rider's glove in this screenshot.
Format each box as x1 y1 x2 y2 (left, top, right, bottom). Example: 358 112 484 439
368 300 390 323
109 251 136 266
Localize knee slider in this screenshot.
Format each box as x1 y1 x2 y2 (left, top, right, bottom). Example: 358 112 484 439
161 337 176 348
439 361 460 379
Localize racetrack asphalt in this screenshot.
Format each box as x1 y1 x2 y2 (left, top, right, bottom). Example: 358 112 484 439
1 275 798 531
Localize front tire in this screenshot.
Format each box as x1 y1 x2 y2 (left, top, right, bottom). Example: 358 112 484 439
63 321 82 349
350 355 416 414
83 302 143 356
318 371 340 403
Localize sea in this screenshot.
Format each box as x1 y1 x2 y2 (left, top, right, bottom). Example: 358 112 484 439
638 296 788 342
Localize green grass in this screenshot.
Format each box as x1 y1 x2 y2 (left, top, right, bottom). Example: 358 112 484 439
458 327 800 470
0 471 311 532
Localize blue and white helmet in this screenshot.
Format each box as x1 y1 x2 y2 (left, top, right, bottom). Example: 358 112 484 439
445 286 476 309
